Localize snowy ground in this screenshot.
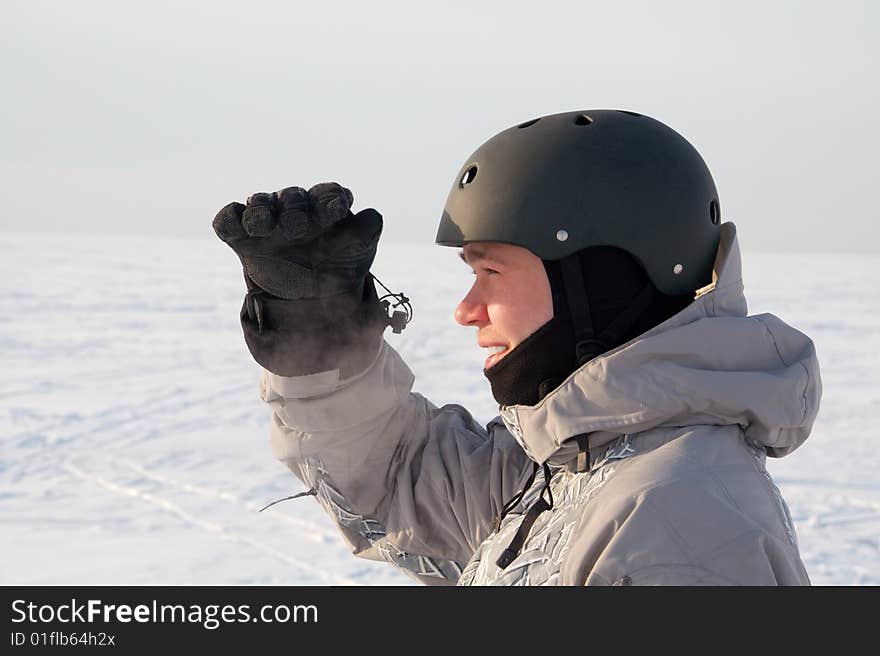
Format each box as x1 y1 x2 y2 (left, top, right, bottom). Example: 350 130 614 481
2 231 878 585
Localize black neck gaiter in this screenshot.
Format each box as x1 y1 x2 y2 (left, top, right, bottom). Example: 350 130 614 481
483 316 577 407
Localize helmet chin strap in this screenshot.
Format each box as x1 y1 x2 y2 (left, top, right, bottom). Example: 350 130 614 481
559 254 604 366
558 253 659 367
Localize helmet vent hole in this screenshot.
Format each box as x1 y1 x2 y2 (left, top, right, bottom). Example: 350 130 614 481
574 114 593 126
710 199 720 225
460 165 478 187
517 118 540 129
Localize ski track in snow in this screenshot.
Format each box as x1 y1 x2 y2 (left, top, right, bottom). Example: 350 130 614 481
113 458 340 542
1 233 879 585
62 460 353 585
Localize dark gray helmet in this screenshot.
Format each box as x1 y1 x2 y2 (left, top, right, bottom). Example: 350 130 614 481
436 109 721 296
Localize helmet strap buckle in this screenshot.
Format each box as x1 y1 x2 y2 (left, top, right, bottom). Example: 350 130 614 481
575 338 606 366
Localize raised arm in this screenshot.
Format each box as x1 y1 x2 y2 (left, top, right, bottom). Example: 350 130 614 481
213 183 533 584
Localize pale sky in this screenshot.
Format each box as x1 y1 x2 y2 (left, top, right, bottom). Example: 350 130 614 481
2 0 877 253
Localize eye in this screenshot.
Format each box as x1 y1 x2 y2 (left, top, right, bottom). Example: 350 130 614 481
481 267 499 276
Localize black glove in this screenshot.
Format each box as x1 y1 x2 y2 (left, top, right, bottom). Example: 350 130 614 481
213 182 389 378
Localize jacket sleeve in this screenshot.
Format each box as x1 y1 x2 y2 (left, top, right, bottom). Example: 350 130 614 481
260 338 535 585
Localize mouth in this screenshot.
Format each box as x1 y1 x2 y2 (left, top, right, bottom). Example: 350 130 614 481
482 344 510 370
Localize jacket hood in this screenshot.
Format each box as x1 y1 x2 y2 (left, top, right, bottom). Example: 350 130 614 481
501 222 822 465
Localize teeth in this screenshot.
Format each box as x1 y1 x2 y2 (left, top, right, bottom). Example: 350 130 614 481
486 345 507 354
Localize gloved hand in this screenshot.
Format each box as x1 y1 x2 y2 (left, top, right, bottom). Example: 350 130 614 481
213 182 389 378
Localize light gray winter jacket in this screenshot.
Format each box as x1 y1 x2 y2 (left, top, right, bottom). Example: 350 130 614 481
261 223 821 585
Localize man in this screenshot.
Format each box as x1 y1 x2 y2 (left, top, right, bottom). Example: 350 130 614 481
213 110 821 585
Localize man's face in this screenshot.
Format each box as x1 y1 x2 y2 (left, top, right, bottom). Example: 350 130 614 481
456 242 554 371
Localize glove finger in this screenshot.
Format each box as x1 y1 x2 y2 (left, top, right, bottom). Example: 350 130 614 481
312 208 383 297
275 186 316 243
349 207 383 253
242 192 277 237
322 207 383 258
212 202 247 243
308 182 354 231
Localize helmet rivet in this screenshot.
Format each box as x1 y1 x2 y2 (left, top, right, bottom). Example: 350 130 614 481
556 229 569 242
673 264 684 275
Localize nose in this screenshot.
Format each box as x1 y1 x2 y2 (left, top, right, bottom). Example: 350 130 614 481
455 283 488 327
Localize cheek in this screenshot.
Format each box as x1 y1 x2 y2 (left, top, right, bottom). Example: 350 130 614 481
515 270 554 323
490 277 553 344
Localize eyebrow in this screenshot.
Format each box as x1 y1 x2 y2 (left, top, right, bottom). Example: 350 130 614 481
458 247 506 266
